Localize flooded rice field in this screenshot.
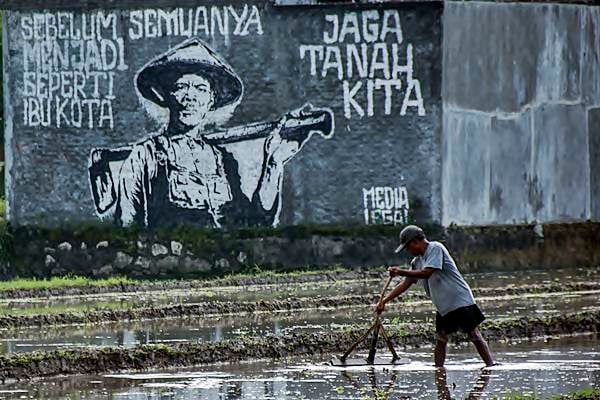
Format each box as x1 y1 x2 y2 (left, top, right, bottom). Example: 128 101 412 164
0 266 597 399
0 290 597 354
0 335 597 399
0 267 596 316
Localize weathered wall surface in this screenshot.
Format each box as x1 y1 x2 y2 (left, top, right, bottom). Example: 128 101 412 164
443 1 598 226
2 1 442 230
4 0 598 237
6 221 598 279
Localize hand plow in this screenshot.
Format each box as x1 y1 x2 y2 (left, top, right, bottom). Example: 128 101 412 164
330 276 409 367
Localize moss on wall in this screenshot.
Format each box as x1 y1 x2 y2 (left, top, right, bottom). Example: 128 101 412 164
2 221 598 280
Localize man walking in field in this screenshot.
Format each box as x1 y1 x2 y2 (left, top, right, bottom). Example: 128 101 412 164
375 225 495 367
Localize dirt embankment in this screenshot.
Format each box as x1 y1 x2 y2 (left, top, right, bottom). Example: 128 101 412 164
0 311 597 381
0 281 598 329
0 270 382 300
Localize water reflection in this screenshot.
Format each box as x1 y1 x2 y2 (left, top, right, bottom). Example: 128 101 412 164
0 353 597 400
341 370 408 399
435 368 491 400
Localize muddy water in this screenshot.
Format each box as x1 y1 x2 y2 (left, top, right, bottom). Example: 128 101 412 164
0 335 597 399
0 267 597 316
0 291 597 354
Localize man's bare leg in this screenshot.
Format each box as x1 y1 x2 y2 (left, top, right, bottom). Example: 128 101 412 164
434 333 448 367
434 367 451 400
469 328 494 367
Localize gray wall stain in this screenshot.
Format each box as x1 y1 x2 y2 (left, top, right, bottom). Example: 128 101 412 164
442 1 597 226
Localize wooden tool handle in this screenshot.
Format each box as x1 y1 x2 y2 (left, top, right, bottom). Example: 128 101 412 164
377 276 393 307
373 275 393 319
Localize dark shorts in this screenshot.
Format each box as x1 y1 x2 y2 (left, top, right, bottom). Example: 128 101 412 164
435 304 485 335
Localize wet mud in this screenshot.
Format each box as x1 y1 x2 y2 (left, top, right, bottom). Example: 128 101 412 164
0 310 597 381
0 290 596 355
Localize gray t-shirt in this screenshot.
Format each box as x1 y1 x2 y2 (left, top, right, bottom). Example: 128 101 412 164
410 241 475 316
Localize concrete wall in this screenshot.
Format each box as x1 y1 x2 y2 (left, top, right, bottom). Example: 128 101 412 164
4 0 597 230
2 1 442 229
443 1 598 226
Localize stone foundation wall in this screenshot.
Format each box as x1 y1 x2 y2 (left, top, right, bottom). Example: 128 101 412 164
5 222 598 279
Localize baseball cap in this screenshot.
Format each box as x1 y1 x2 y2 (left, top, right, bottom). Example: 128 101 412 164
394 225 425 253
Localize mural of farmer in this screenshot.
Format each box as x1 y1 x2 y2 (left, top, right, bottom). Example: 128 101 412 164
89 39 333 228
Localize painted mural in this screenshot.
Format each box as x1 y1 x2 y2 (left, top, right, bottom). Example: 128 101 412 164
4 2 442 228
88 39 334 228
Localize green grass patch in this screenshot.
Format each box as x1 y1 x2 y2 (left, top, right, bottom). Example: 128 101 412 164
493 388 600 400
559 388 600 400
0 275 136 292
220 264 353 281
0 265 376 293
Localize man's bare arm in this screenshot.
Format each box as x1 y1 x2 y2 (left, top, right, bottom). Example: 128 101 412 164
383 278 415 304
375 278 414 314
389 266 436 280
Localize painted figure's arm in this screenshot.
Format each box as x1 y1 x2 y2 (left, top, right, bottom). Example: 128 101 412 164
256 108 314 213
115 142 157 226
256 153 285 213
